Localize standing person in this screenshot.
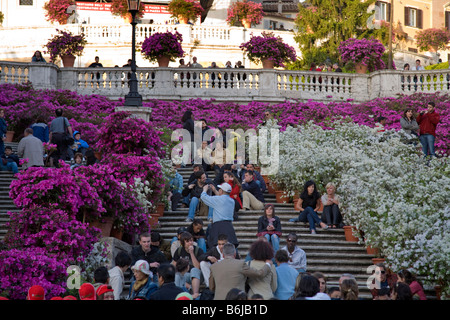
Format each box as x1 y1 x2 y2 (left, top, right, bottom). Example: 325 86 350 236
416 102 440 158
30 117 49 143
280 233 307 273
274 250 299 300
17 128 45 169
0 108 8 156
31 50 46 63
289 180 328 234
181 110 195 166
321 182 342 228
189 56 202 87
49 108 73 165
209 243 272 300
257 204 282 252
245 239 278 300
411 59 424 71
108 251 132 300
200 182 239 250
400 108 419 138
88 56 103 82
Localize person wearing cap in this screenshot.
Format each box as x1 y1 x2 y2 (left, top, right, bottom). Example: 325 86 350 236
79 283 96 300
27 285 45 300
96 284 115 300
149 263 185 300
127 260 158 300
201 182 239 250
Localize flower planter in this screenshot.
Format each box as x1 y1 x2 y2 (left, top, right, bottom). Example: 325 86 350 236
275 190 289 203
262 59 275 69
5 131 14 142
343 225 358 242
94 151 103 160
371 258 385 265
156 203 165 217
148 214 160 229
241 19 251 29
366 246 379 255
355 63 368 74
110 227 124 240
89 217 115 238
61 54 76 67
157 55 170 67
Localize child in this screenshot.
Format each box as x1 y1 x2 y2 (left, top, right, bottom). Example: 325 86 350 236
174 258 191 292
69 131 89 161
70 152 83 170
374 116 387 133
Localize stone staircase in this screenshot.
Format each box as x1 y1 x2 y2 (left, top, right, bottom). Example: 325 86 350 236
155 167 378 299
0 146 437 300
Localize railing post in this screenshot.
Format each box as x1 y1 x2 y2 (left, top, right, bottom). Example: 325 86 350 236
350 74 370 102
257 69 278 100
152 68 175 99
28 63 59 90
368 70 402 100
58 68 78 91
176 24 192 46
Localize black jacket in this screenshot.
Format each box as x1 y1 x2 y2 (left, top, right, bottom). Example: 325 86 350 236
149 282 185 300
131 245 168 274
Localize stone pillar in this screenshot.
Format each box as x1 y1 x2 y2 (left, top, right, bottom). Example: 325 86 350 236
100 237 133 269
115 106 152 122
368 70 402 100
28 63 59 90
257 69 278 101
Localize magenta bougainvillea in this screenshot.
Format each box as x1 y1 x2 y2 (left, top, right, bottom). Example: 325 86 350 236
44 29 87 63
226 0 264 26
141 31 185 63
338 37 386 72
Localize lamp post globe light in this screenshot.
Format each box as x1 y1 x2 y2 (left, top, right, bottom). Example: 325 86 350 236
124 0 143 107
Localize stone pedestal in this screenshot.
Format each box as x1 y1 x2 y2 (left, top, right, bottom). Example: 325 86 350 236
100 237 133 269
115 106 152 122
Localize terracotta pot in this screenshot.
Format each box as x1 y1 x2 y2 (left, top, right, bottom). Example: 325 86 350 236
275 190 289 203
241 19 251 28
148 214 160 228
178 16 189 24
89 217 114 238
5 131 14 142
366 246 380 255
156 203 165 217
262 175 270 185
343 225 358 242
61 54 76 67
123 15 132 24
267 183 276 194
372 258 386 265
355 63 368 74
94 151 102 160
262 59 275 69
157 55 170 67
110 227 124 240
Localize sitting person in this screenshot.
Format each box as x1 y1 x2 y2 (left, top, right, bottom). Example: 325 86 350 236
70 152 84 170
170 226 190 258
68 131 89 161
240 163 266 192
374 116 387 134
127 260 158 300
168 164 183 211
199 233 229 288
289 180 328 234
321 182 343 228
223 171 242 220
181 170 213 222
171 231 205 299
280 233 307 273
174 258 191 292
0 146 19 174
241 170 265 211
257 204 282 252
186 218 207 253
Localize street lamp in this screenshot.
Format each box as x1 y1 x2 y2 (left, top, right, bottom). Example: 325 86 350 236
124 0 142 107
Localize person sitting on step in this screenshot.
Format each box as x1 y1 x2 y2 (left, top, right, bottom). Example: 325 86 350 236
241 170 265 211
181 170 214 222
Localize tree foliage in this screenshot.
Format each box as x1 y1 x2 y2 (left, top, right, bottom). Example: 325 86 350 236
294 0 390 69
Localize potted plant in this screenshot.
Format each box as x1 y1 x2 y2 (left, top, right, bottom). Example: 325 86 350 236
141 31 185 67
44 29 87 66
110 0 144 22
167 0 204 24
226 0 264 28
239 32 297 68
338 37 386 73
43 0 74 25
415 28 450 52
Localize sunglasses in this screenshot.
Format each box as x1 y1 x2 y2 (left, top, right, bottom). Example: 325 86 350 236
287 239 296 243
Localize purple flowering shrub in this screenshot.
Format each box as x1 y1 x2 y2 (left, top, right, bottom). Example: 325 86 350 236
44 29 87 63
141 31 185 63
338 37 386 72
0 248 68 300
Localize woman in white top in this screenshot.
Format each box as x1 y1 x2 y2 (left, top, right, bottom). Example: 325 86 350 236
321 183 342 228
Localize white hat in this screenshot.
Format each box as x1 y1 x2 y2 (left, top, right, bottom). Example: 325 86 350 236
218 183 232 193
131 260 151 275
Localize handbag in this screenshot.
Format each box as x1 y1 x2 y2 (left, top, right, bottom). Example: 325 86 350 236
62 117 74 146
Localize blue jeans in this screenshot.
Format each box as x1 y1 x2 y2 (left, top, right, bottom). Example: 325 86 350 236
419 134 436 157
0 161 18 174
187 197 213 220
196 238 207 253
264 233 280 252
297 206 322 231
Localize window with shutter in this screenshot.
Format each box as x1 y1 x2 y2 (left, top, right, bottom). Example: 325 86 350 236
446 11 450 31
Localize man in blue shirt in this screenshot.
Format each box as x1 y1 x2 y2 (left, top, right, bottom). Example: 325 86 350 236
168 165 184 211
200 183 239 250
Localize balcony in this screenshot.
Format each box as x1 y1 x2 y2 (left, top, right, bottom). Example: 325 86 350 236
1 60 450 103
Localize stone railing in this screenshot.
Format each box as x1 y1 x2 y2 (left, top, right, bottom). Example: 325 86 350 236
2 60 450 103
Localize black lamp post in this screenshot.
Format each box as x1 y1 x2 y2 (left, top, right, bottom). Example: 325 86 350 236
124 0 142 107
